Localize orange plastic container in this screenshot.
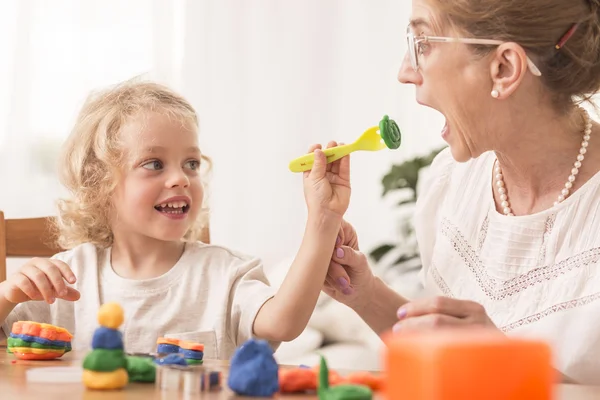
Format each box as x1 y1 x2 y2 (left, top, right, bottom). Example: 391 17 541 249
383 329 555 400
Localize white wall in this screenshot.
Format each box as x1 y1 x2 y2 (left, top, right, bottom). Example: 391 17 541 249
1 1 446 273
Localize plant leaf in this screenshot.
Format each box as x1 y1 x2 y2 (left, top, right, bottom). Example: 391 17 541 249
392 253 418 266
369 244 395 262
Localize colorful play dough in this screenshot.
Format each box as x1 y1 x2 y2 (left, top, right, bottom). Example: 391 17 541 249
91 327 124 350
11 321 73 342
97 302 124 329
126 356 156 383
156 337 180 354
154 353 188 367
8 333 72 349
83 349 128 372
7 322 72 360
279 368 318 393
227 338 279 397
82 303 128 390
82 368 128 390
157 343 180 354
156 337 204 365
157 337 180 346
383 329 554 400
317 355 372 400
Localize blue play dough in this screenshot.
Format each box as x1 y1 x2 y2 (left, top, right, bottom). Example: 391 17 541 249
201 371 221 390
179 348 204 360
227 339 279 397
154 353 188 366
9 333 72 350
91 327 124 350
157 343 180 354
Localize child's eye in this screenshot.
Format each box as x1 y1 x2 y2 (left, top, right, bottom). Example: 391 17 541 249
142 160 163 170
185 160 200 170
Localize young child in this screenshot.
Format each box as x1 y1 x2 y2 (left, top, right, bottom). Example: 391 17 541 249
0 79 351 359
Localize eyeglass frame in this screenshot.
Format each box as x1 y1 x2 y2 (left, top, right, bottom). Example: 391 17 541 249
406 26 542 77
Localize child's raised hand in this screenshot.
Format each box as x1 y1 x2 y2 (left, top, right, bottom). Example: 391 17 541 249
1 258 80 305
303 141 351 218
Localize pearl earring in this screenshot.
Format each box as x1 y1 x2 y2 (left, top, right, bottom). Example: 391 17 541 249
491 89 500 98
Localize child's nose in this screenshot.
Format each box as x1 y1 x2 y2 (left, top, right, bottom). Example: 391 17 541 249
166 168 190 188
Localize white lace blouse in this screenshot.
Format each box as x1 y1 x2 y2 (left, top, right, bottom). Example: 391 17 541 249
414 147 600 384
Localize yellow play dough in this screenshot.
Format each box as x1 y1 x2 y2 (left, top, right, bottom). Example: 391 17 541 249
83 368 128 390
97 302 124 329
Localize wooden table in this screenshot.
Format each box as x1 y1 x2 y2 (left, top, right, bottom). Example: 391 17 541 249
2 350 600 399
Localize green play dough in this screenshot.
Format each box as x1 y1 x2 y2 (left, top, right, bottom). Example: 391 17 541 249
7 338 66 350
321 384 373 400
379 115 402 150
186 358 204 365
318 355 372 400
126 356 156 382
83 349 127 372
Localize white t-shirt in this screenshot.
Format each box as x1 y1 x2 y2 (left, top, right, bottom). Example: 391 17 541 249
0 241 278 359
414 147 600 384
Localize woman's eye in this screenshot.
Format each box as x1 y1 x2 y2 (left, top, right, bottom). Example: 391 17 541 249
185 160 200 170
142 160 163 170
417 42 429 55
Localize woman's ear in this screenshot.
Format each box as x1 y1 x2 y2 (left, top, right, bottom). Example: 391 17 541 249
489 43 529 99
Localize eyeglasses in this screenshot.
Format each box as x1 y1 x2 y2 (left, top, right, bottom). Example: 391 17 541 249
406 26 542 77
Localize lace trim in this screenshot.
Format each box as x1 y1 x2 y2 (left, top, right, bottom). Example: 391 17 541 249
500 292 600 332
441 217 600 300
476 214 489 252
535 215 555 266
430 261 453 297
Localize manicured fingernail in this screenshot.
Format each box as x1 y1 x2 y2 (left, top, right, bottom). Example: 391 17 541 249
336 236 341 245
336 248 344 258
337 277 349 289
397 307 407 319
69 276 76 283
342 287 354 296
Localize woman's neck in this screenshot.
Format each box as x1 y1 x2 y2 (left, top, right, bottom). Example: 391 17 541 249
492 107 600 216
110 234 185 279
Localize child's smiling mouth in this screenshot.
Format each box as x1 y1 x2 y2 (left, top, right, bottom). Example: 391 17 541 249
154 197 191 216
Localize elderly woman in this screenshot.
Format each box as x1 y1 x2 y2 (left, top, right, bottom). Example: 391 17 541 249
320 0 600 385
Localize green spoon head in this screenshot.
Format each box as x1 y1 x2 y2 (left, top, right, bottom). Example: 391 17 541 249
379 115 401 149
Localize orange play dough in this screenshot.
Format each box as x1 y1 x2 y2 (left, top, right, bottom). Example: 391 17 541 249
11 321 73 342
384 329 555 400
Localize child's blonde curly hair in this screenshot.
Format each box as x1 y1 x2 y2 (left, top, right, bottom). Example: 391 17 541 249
54 78 211 249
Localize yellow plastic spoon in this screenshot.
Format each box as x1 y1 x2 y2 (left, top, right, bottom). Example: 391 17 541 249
288 115 401 173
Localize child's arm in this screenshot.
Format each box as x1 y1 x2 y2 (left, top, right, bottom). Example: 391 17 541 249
0 258 80 335
253 142 351 342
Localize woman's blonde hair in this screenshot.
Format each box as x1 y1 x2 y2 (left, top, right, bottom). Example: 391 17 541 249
54 78 211 249
431 0 600 109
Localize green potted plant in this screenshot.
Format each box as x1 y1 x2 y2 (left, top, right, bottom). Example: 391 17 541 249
369 146 445 274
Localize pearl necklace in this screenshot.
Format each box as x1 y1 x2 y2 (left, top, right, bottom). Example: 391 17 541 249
495 108 592 216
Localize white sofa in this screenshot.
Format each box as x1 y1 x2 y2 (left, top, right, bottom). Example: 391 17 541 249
268 255 424 371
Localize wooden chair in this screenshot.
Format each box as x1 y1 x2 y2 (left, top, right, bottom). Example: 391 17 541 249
0 211 62 283
0 210 211 283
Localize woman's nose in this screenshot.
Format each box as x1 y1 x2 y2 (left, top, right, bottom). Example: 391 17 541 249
397 52 422 85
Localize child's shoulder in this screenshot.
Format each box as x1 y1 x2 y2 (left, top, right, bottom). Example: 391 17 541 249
184 241 263 271
51 243 101 267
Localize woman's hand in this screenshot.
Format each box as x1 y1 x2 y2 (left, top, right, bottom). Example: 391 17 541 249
393 297 497 333
323 222 376 311
302 141 351 219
